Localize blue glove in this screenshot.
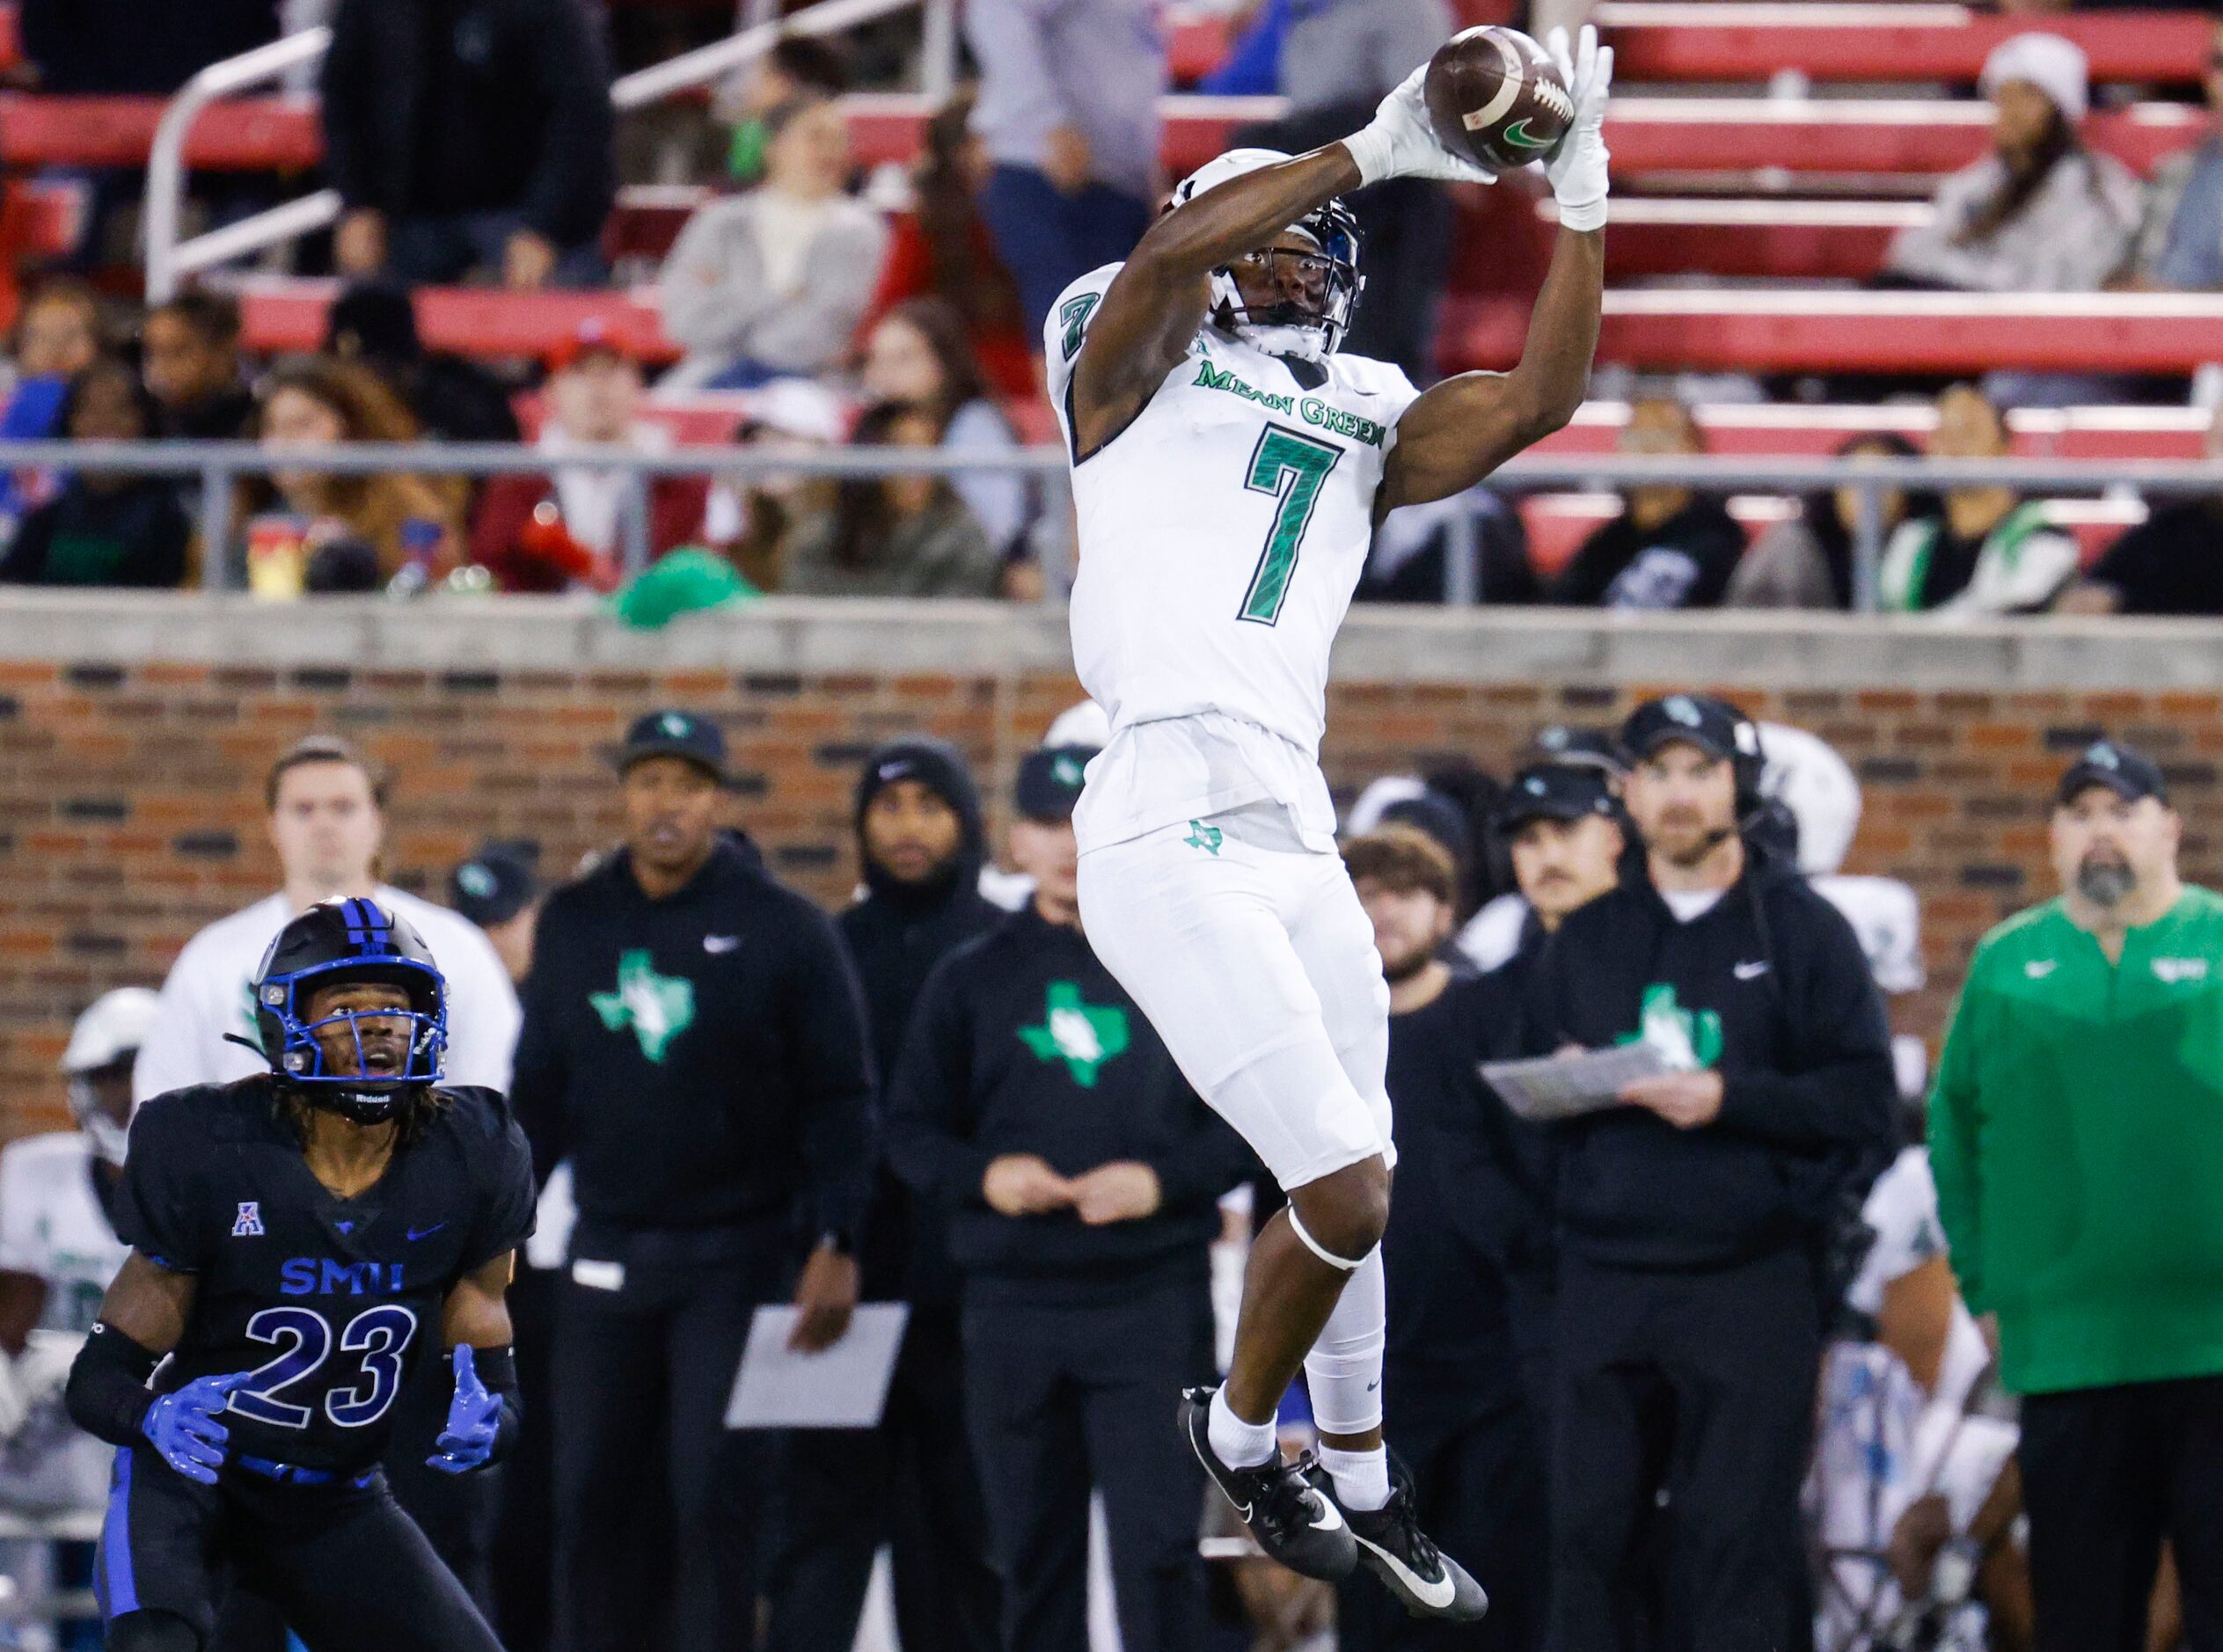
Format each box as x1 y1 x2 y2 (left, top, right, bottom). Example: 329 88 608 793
428 1345 501 1475
141 1371 249 1486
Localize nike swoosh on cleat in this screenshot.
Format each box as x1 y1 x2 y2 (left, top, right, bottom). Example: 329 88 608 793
1307 1495 1346 1532
1355 1534 1456 1610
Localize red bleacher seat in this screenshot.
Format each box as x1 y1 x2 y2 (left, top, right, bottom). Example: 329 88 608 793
0 94 320 171
1443 291 2223 376
238 281 679 364
1529 402 2210 460
1598 4 2212 87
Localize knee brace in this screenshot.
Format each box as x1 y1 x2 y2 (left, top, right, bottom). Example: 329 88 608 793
1288 1207 1371 1273
1303 1247 1386 1436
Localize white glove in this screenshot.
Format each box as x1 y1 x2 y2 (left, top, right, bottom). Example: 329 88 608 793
1541 24 1612 231
1342 55 1499 189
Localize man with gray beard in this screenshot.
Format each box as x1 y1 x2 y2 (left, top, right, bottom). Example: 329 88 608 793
1932 738 2223 1650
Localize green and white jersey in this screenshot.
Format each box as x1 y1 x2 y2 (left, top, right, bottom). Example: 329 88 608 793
1048 264 1422 836
0 1132 127 1334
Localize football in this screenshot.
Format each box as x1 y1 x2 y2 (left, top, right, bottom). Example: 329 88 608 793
1422 26 1576 172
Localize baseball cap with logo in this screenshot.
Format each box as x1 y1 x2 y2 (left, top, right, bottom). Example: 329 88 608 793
1015 744 1097 822
1528 724 1627 777
1620 694 1760 768
617 709 728 784
2057 737 2168 808
1495 763 1620 832
449 844 540 927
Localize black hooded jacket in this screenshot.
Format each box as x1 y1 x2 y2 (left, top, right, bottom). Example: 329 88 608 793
838 739 1001 1303
1514 841 1895 1270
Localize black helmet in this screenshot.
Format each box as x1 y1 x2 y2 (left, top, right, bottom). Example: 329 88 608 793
251 898 448 1123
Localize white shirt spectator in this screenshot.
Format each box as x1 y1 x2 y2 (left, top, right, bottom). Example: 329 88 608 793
134 888 520 1103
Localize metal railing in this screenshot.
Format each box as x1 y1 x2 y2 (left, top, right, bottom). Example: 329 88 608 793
7 441 2221 610
143 0 959 302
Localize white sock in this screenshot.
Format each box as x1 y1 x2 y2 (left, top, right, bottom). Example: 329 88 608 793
1317 1443 1392 1511
1207 1386 1277 1470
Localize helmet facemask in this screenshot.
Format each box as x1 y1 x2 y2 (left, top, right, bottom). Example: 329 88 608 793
1209 203 1364 363
259 959 448 1125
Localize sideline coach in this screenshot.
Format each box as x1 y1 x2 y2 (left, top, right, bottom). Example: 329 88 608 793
1932 739 2223 1652
1517 694 1896 1652
512 710 875 1652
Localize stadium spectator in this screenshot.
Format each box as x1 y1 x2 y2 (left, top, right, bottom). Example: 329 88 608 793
781 400 1002 598
859 299 1032 557
721 35 849 185
660 95 889 390
1883 33 2140 294
766 739 1002 1652
1929 738 2223 1650
0 362 190 588
510 709 874 1652
244 359 465 588
1516 696 1896 1652
2130 18 2223 291
3 280 102 447
701 378 847 594
142 292 255 442
1725 434 1940 610
1355 486 1535 604
885 744 1248 1652
20 0 278 93
1338 824 1548 1652
323 281 523 446
2060 417 2223 615
860 94 1037 403
472 322 708 591
321 0 616 289
1223 0 1456 381
968 0 1165 333
1547 398 1745 610
1879 384 2078 614
1460 757 1629 975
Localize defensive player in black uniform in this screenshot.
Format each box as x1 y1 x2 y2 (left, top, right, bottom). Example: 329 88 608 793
63 898 536 1652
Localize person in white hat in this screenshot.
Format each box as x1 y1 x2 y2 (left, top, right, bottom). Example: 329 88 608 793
1884 31 2142 294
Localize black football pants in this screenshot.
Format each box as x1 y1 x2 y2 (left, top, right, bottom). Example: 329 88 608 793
552 1236 783 1652
95 1446 501 1652
763 1300 999 1652
961 1268 1215 1652
1338 1362 1548 1652
1547 1247 1821 1652
2019 1373 2223 1652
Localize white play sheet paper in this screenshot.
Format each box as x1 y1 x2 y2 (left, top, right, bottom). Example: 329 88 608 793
726 1303 910 1429
1480 1042 1674 1122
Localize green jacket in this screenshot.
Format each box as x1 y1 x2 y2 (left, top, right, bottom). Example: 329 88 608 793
1930 886 2223 1393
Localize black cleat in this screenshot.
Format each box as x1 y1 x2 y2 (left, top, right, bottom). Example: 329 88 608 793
1180 1387 1357 1582
1320 1456 1488 1622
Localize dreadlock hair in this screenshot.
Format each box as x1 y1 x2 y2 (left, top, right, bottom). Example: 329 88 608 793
273 1078 450 1153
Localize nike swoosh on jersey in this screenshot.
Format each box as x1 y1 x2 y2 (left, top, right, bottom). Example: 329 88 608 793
1355 1534 1456 1609
704 935 741 954
407 1223 448 1241
1733 961 1770 980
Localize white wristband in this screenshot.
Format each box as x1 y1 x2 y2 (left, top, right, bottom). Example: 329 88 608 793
1342 128 1395 190
1556 195 1608 232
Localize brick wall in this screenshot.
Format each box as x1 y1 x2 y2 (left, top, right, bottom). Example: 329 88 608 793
4 600 2219 1141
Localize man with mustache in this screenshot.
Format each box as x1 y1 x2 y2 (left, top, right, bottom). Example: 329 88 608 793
1514 694 1896 1651
1931 738 2223 1650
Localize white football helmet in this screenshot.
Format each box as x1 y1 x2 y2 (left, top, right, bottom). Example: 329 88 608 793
1168 149 1364 363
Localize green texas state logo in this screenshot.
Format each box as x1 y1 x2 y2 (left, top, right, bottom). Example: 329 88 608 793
1018 981 1130 1087
591 950 697 1063
1620 983 1722 1070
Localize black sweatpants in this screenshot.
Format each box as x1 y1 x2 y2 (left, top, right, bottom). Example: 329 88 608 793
94 1446 501 1652
552 1234 785 1652
1340 1363 1547 1652
962 1267 1215 1652
2019 1373 2223 1652
764 1300 999 1652
1547 1247 1821 1652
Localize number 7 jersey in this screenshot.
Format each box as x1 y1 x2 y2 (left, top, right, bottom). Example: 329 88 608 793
1049 264 1422 761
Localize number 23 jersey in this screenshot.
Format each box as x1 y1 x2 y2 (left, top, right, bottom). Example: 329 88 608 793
1048 263 1422 760
114 1077 536 1476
